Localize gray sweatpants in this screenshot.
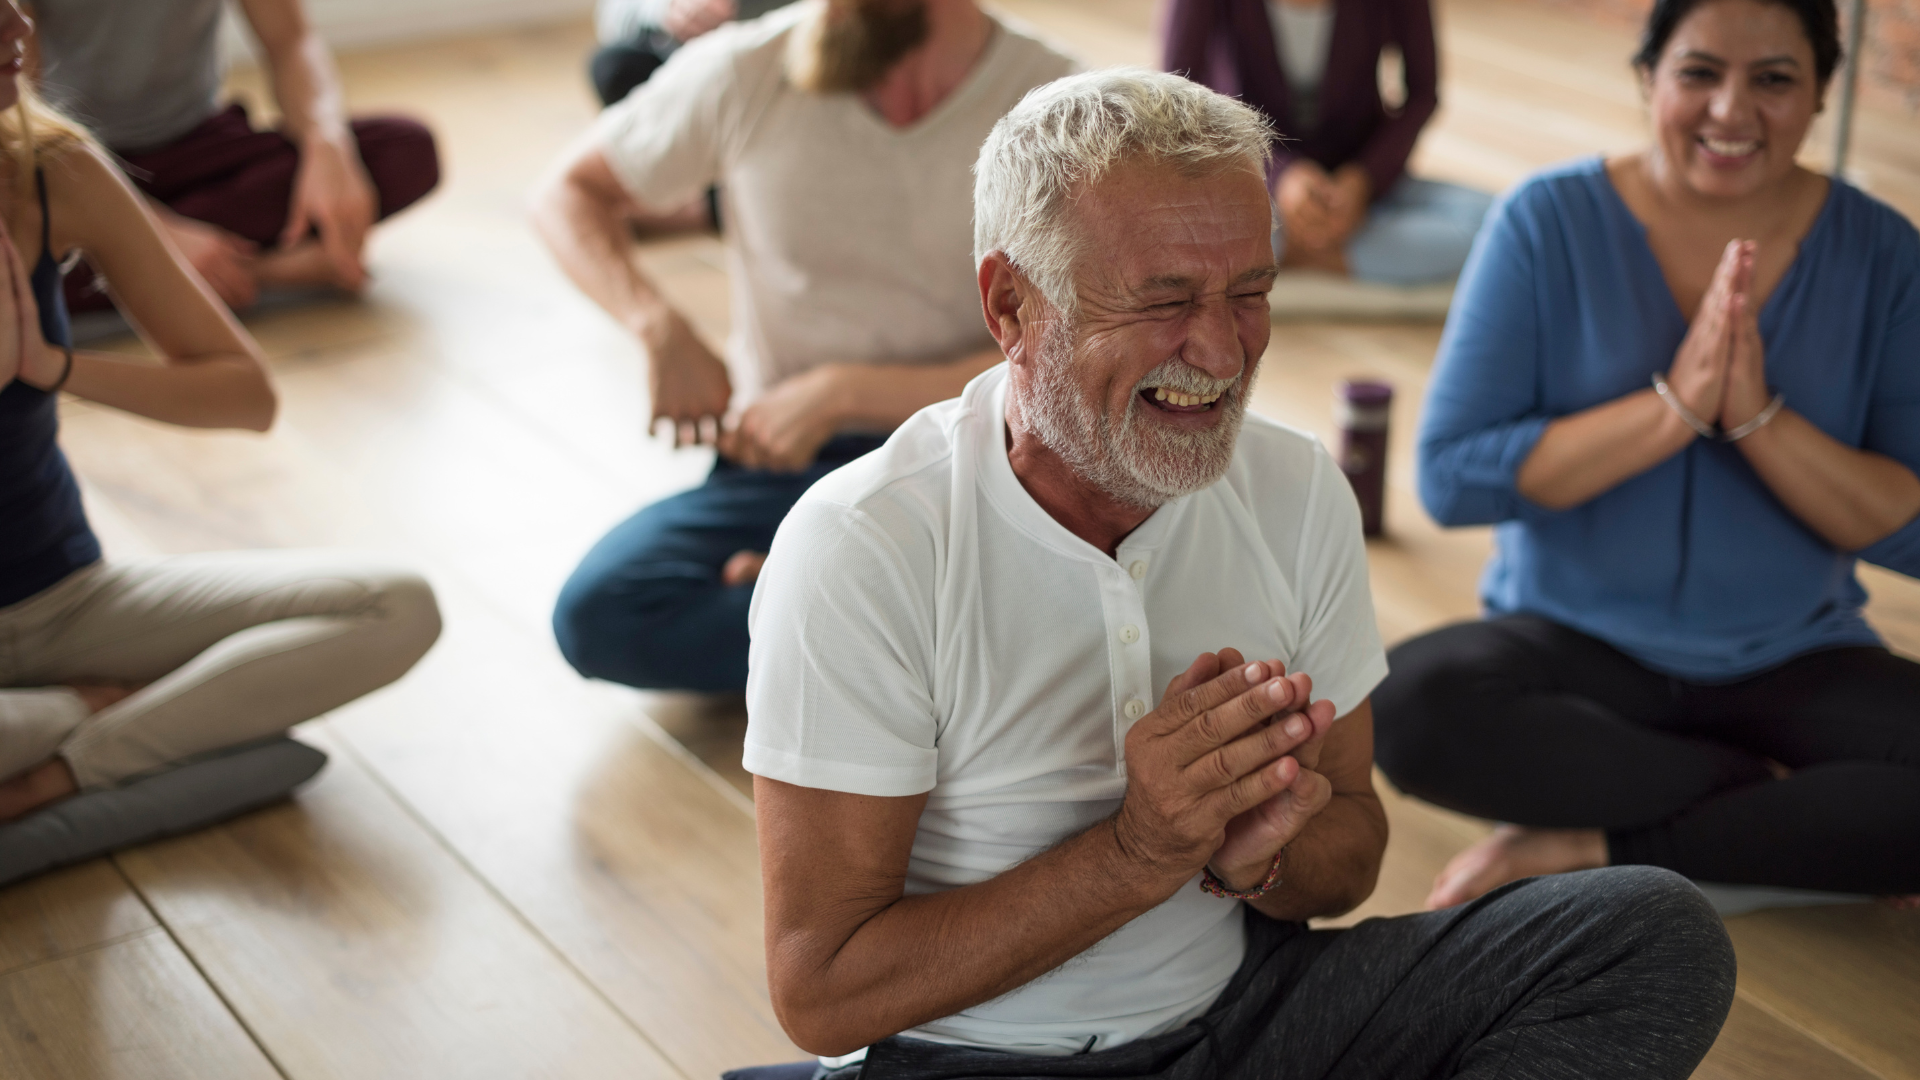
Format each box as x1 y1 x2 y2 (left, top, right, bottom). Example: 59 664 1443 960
0 552 441 789
853 867 1735 1080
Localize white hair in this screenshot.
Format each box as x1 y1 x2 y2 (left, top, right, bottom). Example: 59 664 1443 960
972 68 1275 314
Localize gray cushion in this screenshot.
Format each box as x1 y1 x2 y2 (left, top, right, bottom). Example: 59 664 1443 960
0 738 326 887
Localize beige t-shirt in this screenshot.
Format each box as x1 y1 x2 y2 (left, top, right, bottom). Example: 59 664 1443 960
593 1 1077 403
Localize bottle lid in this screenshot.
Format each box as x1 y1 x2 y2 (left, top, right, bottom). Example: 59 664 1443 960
1338 379 1393 407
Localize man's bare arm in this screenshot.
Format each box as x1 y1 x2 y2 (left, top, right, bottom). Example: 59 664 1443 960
530 142 678 341
758 651 1331 1055
1245 700 1387 922
757 779 1167 1056
530 143 731 442
833 348 1004 428
721 347 1003 470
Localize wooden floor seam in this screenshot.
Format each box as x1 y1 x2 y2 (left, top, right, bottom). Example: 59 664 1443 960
110 865 297 1080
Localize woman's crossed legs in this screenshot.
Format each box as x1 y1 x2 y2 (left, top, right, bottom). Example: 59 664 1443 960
1372 615 1920 905
0 551 440 818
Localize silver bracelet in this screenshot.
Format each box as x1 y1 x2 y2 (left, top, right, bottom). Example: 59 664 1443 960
1650 372 1719 440
1721 393 1786 442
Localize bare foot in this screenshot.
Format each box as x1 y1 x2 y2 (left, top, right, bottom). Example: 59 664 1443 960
1427 825 1609 909
0 756 79 822
721 550 768 587
255 240 367 294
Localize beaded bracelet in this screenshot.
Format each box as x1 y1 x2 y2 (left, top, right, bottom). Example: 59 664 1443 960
1199 848 1286 900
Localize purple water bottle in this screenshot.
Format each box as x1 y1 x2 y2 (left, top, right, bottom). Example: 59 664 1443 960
1336 380 1393 537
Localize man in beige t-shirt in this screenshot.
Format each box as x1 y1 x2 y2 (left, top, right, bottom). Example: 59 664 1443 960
532 0 1076 692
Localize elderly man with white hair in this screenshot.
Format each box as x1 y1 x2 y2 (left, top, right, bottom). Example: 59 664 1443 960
742 70 1737 1078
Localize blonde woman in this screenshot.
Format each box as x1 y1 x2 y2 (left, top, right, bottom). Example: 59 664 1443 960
0 1 439 881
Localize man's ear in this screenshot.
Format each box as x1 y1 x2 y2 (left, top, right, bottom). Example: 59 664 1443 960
978 251 1034 366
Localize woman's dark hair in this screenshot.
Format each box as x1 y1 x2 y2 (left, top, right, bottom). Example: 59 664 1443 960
1633 0 1843 85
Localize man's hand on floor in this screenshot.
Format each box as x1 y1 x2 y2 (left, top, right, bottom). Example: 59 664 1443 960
1112 648 1337 891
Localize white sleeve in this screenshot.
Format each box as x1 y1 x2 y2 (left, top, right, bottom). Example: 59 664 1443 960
1288 442 1389 719
744 499 941 797
588 27 736 210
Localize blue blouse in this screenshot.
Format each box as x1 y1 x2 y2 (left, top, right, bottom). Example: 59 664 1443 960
0 171 99 609
1419 157 1920 683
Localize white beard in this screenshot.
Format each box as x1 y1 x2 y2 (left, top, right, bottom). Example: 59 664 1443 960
1016 323 1251 510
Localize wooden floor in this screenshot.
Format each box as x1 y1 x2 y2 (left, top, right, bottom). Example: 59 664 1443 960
4 1 1916 1077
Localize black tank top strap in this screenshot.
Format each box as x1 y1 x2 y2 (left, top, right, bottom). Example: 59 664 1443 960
30 166 72 349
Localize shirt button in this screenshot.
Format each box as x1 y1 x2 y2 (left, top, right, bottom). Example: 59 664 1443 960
1123 698 1147 720
1129 560 1148 580
1119 624 1139 645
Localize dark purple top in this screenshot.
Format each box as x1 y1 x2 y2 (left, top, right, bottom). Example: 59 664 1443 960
1161 0 1440 198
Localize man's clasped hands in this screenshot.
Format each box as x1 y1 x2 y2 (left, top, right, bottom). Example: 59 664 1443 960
1116 648 1339 893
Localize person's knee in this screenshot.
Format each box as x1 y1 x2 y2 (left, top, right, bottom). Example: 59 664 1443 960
1568 866 1736 993
550 566 669 685
551 563 745 690
1372 631 1481 794
361 566 442 676
351 115 441 217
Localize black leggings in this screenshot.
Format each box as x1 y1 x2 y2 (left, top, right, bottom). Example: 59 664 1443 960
1372 615 1920 894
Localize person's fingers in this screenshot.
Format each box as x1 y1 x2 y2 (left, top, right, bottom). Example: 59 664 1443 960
317 214 367 291
1211 753 1301 820
1151 660 1274 737
1726 243 1753 314
279 200 311 252
1160 652 1229 710
218 230 261 258
1302 696 1336 738
1203 701 1318 789
1171 671 1305 764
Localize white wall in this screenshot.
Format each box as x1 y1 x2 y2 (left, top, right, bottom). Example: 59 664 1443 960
223 0 594 59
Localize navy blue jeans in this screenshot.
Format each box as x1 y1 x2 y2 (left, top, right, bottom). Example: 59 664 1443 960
553 435 887 692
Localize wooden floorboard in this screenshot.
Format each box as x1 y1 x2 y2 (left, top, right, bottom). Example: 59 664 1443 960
1724 906 1920 1080
112 727 679 1080
0 860 158 978
0 929 282 1080
33 0 1918 1075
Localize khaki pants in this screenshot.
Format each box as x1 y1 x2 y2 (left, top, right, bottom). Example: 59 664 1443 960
0 552 441 789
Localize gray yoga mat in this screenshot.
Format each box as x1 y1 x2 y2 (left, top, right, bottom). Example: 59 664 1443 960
0 738 327 888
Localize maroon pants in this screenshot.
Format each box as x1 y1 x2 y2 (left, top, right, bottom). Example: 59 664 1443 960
70 102 440 311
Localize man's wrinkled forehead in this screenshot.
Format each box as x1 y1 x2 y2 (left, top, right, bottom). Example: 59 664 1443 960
1063 160 1276 301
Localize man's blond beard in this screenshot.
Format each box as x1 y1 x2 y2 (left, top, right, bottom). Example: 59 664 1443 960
1016 320 1251 510
788 0 931 93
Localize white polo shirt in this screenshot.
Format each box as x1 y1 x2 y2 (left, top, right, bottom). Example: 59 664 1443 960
744 364 1387 1055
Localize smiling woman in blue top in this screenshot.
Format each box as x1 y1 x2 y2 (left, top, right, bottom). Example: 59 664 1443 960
1372 0 1920 908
